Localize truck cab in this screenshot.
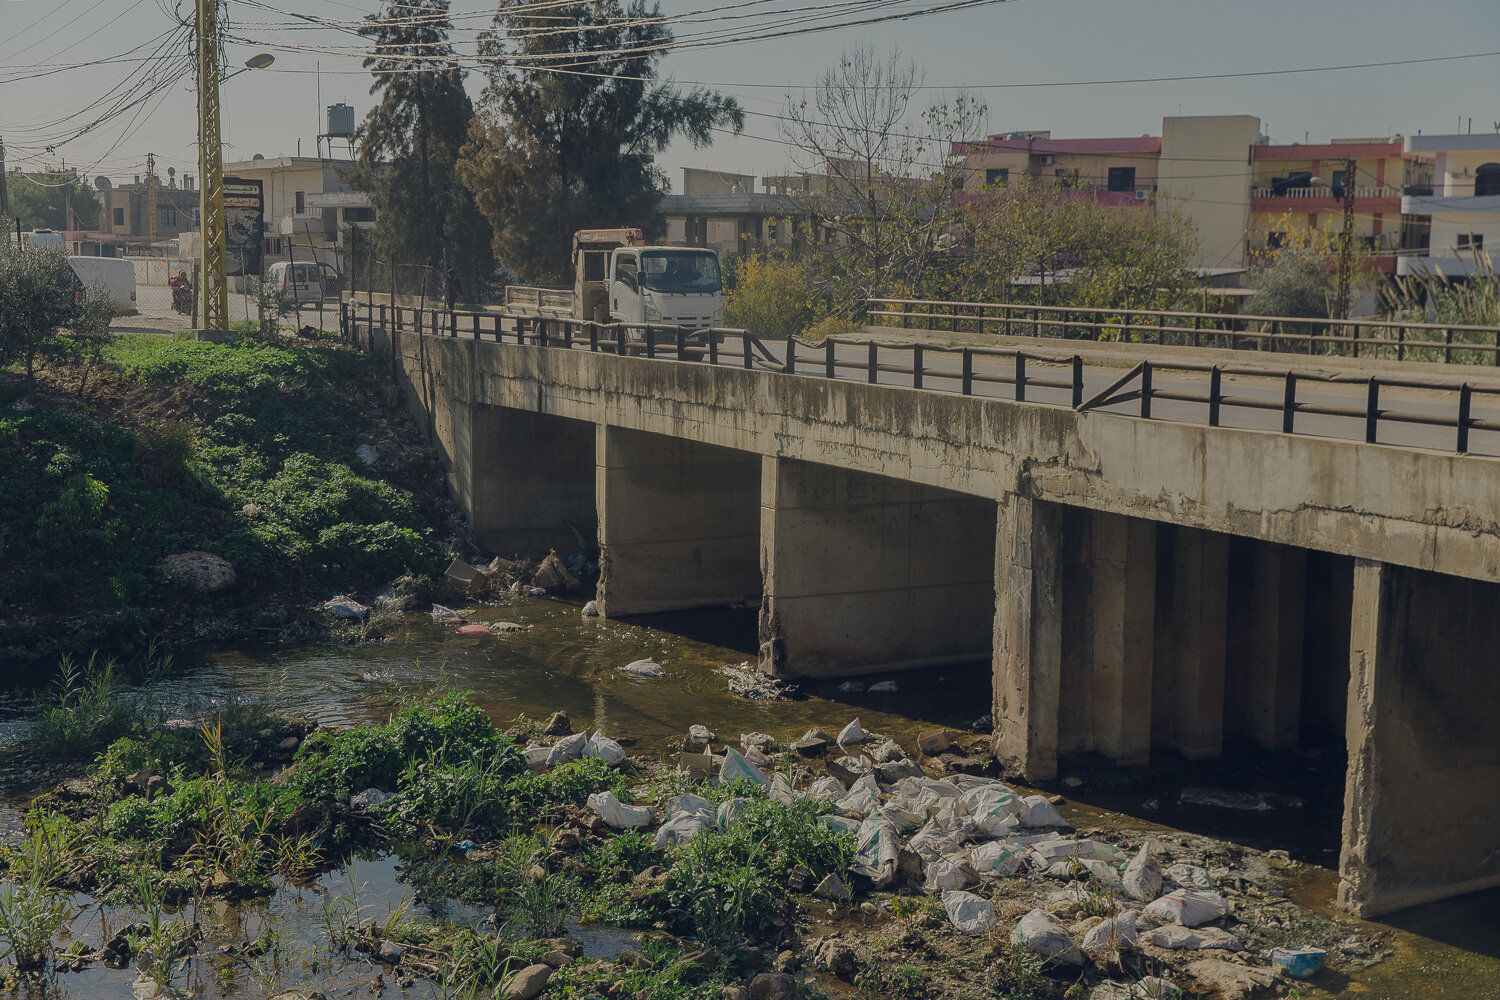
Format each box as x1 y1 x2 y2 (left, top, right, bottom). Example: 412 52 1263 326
571 229 724 333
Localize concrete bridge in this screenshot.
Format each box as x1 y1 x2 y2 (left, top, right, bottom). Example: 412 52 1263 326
353 305 1500 919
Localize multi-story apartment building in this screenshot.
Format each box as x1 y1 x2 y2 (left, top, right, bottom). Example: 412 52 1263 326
1398 134 1500 277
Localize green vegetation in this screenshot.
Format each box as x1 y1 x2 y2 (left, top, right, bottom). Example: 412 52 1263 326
1 334 451 670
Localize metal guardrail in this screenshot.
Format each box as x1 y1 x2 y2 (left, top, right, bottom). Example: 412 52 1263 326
343 302 1500 456
866 298 1500 366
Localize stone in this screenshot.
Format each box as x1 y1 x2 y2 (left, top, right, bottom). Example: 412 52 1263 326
144 775 172 800
870 739 906 763
277 736 300 752
617 948 655 970
541 950 573 968
502 963 553 1000
532 550 579 592
1183 959 1274 1000
670 948 717 975
377 940 403 963
747 972 800 1000
822 941 857 981
721 989 750 1000
538 937 583 959
544 711 572 736
690 724 716 744
160 551 237 593
773 949 797 972
813 872 852 901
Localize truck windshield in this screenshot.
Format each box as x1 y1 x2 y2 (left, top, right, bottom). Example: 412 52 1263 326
639 250 721 293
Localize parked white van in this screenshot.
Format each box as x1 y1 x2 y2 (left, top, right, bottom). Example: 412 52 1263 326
68 257 137 315
265 261 342 303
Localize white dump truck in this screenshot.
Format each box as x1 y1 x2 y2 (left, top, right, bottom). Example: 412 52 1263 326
504 228 725 345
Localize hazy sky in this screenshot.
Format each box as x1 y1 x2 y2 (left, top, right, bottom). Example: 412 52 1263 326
2 0 1498 194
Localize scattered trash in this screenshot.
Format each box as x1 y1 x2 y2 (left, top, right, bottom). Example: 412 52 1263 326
1269 946 1328 979
532 550 580 593
654 793 715 847
444 558 488 595
1019 794 1068 829
1179 787 1304 812
455 840 475 851
688 724 715 744
1122 842 1164 902
853 811 899 886
740 732 778 752
837 718 871 746
587 791 653 829
322 596 368 619
917 729 951 756
546 732 589 767
941 889 996 935
867 680 899 693
431 604 466 624
793 728 832 756
1143 889 1231 928
719 746 770 787
355 443 380 466
583 730 626 765
719 663 795 700
620 658 666 678
1082 910 1141 951
678 751 715 779
582 601 600 617
489 621 526 633
350 788 389 808
1146 926 1243 951
456 624 491 637
1011 908 1085 965
836 681 866 693
970 714 993 733
1165 863 1215 891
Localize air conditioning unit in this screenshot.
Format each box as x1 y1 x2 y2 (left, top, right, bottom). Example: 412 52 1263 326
1037 155 1054 165
1135 188 1150 201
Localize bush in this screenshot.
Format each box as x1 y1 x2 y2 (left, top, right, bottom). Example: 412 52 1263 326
802 316 861 342
315 521 444 578
723 253 815 340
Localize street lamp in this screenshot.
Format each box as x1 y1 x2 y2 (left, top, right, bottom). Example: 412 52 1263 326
224 52 275 83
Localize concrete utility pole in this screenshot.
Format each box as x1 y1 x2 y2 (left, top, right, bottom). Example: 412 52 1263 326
195 0 229 330
146 153 158 242
1336 155 1356 322
0 137 9 225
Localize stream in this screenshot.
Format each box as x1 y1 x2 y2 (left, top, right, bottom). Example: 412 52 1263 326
1 593 1497 998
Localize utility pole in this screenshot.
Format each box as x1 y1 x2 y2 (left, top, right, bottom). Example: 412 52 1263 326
0 137 9 227
1335 154 1356 323
146 153 158 242
195 0 228 330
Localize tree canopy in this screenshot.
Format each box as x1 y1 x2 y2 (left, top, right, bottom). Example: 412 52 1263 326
9 171 101 231
456 0 744 284
348 0 493 296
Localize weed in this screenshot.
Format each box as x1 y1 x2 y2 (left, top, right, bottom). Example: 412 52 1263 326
0 833 75 973
29 652 160 760
505 871 578 939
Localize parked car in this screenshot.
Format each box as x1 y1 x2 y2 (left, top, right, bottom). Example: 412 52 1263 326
265 261 342 303
67 256 137 314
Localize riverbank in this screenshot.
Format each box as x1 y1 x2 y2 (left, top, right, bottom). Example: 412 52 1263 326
0 333 463 675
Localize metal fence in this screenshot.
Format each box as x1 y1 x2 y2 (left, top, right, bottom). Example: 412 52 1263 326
344 302 1500 457
866 298 1500 367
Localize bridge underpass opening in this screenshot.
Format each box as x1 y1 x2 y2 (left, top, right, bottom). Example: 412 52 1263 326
468 407 596 558
759 458 997 682
593 426 762 619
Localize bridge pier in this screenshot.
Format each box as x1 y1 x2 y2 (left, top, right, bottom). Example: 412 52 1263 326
594 426 761 616
758 457 996 677
1339 560 1500 917
1091 512 1158 767
1246 544 1308 750
468 406 596 556
1168 527 1229 760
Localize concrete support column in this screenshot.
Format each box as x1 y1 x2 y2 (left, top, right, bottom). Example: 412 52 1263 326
1339 560 1500 916
468 405 596 557
1091 511 1156 767
993 494 1063 781
758 456 996 678
1248 543 1307 750
594 425 761 617
1170 528 1229 760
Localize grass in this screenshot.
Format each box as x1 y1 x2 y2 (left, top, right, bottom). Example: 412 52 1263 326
1 334 452 672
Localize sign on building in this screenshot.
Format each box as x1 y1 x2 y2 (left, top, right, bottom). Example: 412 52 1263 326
223 177 264 277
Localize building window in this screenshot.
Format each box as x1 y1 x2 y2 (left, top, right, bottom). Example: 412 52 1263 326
1107 166 1136 192
1267 232 1285 249
1457 233 1484 250
343 206 375 223
113 207 125 226
985 168 1009 185
295 191 306 215
161 207 176 227
1476 163 1500 198
1331 169 1349 198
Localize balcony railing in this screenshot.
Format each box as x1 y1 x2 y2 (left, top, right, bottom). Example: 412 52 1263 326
1251 185 1403 200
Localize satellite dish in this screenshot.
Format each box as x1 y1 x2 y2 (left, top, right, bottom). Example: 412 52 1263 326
252 153 264 161
168 166 176 177
95 176 112 190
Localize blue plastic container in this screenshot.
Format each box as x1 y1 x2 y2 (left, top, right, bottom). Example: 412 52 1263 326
1270 946 1328 979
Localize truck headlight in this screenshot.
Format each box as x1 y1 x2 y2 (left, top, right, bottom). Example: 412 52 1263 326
644 304 661 322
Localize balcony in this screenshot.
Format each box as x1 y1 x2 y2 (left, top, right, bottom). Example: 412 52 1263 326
1251 185 1402 200
1400 192 1500 216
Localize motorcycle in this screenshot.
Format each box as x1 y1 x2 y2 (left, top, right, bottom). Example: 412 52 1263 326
169 274 193 315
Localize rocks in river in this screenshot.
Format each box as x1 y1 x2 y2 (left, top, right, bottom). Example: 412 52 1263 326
532 550 579 593
544 711 572 736
747 972 801 1000
377 940 403 963
160 551 236 593
502 963 552 1000
689 724 715 745
621 658 666 678
792 728 831 756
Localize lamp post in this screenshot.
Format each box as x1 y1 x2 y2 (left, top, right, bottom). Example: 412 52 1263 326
193 0 275 332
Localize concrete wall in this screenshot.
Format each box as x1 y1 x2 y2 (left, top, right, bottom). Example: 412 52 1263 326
1340 561 1500 917
1159 115 1261 269
470 406 596 557
595 425 761 616
759 458 996 677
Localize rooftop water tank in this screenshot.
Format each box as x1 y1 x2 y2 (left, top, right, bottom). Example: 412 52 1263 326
327 103 355 138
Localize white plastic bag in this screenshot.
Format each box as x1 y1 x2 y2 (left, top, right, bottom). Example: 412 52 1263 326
523 744 552 768
620 658 666 677
718 746 770 787
1165 863 1215 891
968 838 1030 877
1082 911 1140 951
924 857 978 893
852 810 899 885
818 814 861 833
1121 843 1162 902
805 776 845 803
583 730 625 766
837 718 871 745
1143 925 1242 950
716 797 752 828
833 774 880 818
1142 889 1231 928
546 732 589 767
1019 794 1067 829
941 889 996 935
1011 908 1085 965
962 783 1024 836
587 790 653 828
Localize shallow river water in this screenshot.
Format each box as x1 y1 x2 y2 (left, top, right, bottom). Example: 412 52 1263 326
1 593 1497 998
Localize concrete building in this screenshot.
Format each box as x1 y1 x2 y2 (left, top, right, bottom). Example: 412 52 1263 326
1156 115 1262 271
96 174 199 245
218 155 375 261
954 130 1162 206
1399 134 1500 277
661 167 797 255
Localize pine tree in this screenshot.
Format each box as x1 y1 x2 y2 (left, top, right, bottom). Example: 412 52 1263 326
456 0 743 284
350 0 493 297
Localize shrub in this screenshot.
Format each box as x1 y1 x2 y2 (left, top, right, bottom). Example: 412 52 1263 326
802 316 861 342
315 521 443 578
724 253 816 340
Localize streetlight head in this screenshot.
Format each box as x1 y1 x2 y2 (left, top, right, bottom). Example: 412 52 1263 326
244 53 275 70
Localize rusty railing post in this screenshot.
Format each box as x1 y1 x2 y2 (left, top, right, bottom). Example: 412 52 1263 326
1283 372 1297 433
1140 361 1152 419
1457 383 1472 453
1014 352 1026 401
825 338 835 378
1365 378 1380 443
962 348 973 395
867 342 878 383
1072 355 1084 407
1208 365 1222 426
912 344 923 389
